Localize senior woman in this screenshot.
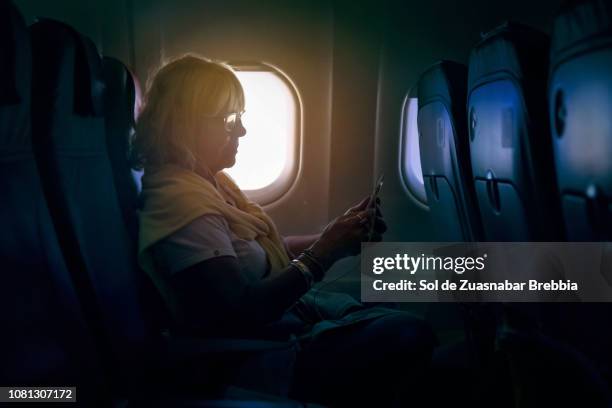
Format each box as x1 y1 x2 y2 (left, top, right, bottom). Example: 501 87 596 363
133 55 435 407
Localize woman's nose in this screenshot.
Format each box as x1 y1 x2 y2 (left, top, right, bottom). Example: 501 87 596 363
233 121 246 138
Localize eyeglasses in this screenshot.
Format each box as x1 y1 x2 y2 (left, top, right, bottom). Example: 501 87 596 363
203 111 245 133
223 111 245 133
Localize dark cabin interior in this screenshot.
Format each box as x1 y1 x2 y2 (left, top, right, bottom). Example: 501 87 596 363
2 0 612 406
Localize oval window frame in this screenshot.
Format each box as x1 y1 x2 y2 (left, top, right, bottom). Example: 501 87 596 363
398 88 428 208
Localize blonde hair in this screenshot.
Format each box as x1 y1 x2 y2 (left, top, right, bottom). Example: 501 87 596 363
132 54 245 170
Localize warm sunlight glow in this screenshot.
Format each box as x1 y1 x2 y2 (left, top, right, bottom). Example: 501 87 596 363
225 70 297 191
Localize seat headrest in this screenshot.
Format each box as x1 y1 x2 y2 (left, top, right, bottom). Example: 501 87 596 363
418 60 468 110
0 1 28 105
29 19 105 117
418 61 469 147
468 21 550 92
102 57 138 125
551 0 612 69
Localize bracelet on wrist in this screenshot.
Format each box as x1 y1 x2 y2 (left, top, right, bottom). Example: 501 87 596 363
299 250 326 282
302 249 325 269
290 259 314 289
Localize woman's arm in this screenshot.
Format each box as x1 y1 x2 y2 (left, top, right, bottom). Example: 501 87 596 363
168 204 385 334
169 256 311 332
283 234 320 258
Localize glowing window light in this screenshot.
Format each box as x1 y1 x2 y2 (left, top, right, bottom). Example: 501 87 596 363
225 70 297 191
400 96 427 203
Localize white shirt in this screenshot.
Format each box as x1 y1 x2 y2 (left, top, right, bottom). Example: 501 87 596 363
153 214 270 282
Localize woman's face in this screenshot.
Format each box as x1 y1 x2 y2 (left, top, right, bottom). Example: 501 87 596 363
196 112 246 173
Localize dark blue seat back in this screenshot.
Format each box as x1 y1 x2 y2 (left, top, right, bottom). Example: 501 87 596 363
418 61 482 241
102 56 168 330
549 0 612 241
0 3 107 399
102 56 142 241
467 22 562 241
29 19 159 395
547 0 612 381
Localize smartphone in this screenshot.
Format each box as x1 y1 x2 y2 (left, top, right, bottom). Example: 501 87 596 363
368 174 384 209
368 174 384 240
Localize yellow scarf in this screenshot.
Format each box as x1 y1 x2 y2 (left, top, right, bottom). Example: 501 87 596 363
138 164 290 312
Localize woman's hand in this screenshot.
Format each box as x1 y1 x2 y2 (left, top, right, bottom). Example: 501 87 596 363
308 195 387 270
345 195 384 220
344 195 372 215
345 195 386 240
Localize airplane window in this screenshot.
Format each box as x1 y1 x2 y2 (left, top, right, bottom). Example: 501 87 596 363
225 67 299 202
400 94 427 204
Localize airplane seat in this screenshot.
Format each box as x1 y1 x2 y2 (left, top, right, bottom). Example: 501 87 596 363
468 22 562 241
29 18 160 396
417 62 484 356
417 60 482 241
0 2 108 400
102 55 172 337
466 22 610 397
549 0 612 241
545 0 612 383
